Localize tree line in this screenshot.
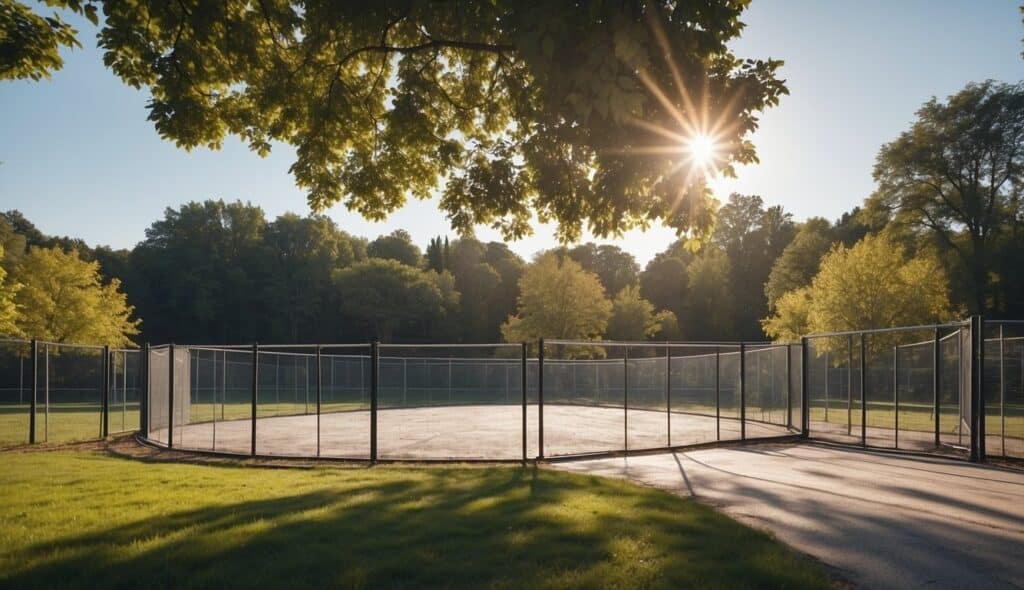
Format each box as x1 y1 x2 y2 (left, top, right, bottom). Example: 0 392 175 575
0 80 1019 347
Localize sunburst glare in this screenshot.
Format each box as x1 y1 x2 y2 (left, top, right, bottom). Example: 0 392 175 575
685 134 718 167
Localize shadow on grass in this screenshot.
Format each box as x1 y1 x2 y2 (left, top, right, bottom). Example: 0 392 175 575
2 462 826 590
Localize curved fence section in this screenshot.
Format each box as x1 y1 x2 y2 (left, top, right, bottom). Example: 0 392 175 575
1 318 1018 462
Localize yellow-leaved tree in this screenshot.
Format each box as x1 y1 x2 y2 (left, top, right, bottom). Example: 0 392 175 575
606 285 676 341
501 252 611 348
763 234 955 343
11 247 140 347
0 244 21 337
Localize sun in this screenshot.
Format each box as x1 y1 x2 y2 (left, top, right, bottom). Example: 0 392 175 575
685 134 718 167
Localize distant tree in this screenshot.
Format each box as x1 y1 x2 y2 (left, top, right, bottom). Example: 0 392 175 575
425 236 447 272
681 250 732 340
567 243 639 297
639 252 688 323
0 244 20 337
481 241 525 335
501 253 611 344
128 200 268 343
712 193 795 337
764 217 833 310
367 230 422 267
334 259 448 342
761 287 811 342
606 285 673 341
831 206 873 247
447 238 500 342
871 81 1024 313
11 247 139 346
0 215 28 272
429 270 462 341
763 235 954 344
263 214 358 341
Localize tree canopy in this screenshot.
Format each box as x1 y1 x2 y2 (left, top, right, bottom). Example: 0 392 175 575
762 234 954 343
870 81 1024 314
501 253 611 344
334 259 453 342
606 285 672 341
3 0 786 242
9 246 139 346
566 244 640 298
0 244 20 337
764 217 832 311
367 230 422 267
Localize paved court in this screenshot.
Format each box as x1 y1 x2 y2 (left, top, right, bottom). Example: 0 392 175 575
148 403 794 459
554 442 1024 590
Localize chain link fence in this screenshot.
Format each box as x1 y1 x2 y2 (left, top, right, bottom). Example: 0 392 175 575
1 318 1018 461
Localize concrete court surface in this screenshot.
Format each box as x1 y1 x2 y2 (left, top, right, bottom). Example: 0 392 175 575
553 442 1024 590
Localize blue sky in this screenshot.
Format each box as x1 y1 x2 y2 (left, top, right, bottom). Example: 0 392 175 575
0 0 1021 265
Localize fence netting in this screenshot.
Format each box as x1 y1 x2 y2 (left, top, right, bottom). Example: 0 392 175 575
806 326 973 456
984 323 1024 459
3 324 1018 461
378 344 528 460
0 340 31 447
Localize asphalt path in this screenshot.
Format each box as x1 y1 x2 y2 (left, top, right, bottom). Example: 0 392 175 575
553 442 1024 589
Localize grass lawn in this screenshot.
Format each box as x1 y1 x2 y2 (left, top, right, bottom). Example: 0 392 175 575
0 449 830 590
0 404 140 448
809 402 1024 439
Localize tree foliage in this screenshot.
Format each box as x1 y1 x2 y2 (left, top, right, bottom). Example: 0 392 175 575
0 244 20 337
501 253 611 344
764 217 832 310
367 230 422 267
566 243 639 298
10 246 139 346
606 285 672 341
711 193 795 337
682 250 732 340
0 0 91 81
870 81 1024 313
5 0 785 241
334 259 452 342
763 234 955 344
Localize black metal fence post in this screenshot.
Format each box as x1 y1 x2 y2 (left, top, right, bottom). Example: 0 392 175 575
999 323 1005 456
665 345 672 446
251 343 258 457
933 328 941 448
786 343 793 429
316 346 322 458
715 346 721 441
538 338 545 460
847 335 853 436
623 345 629 453
976 316 986 461
102 345 110 438
860 334 867 446
29 339 37 444
141 342 149 438
800 337 809 437
521 342 527 462
370 340 379 462
893 345 899 449
168 343 175 449
739 343 746 441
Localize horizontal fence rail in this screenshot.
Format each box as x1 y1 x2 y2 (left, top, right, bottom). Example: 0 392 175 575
1 317 1019 462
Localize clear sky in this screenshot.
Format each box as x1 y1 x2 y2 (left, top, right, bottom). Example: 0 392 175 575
0 0 1021 265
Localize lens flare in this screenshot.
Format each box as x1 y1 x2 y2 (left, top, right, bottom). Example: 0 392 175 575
686 134 718 167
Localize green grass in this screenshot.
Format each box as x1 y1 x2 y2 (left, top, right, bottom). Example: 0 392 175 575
0 450 830 590
809 402 1024 440
0 403 141 448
